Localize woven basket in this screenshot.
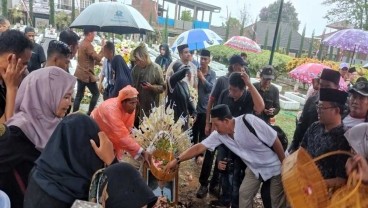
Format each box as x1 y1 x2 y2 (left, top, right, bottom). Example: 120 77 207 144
328 171 368 208
282 148 354 208
150 149 177 181
282 148 329 208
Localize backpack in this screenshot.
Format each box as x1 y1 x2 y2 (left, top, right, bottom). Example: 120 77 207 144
242 115 288 151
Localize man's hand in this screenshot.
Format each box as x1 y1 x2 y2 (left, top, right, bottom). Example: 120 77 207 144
90 132 115 165
164 159 179 174
240 72 251 87
142 150 152 166
1 54 26 89
205 123 212 136
142 82 154 91
264 108 275 115
98 83 104 94
196 156 204 165
218 160 227 171
197 69 205 81
346 155 368 184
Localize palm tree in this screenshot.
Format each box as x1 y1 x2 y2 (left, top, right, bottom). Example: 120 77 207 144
49 0 55 26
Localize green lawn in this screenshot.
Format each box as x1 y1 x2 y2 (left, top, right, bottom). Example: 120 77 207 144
274 110 298 142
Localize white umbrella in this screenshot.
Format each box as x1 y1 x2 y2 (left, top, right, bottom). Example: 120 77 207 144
70 2 153 34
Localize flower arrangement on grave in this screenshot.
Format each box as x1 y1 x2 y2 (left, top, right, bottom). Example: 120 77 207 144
133 105 192 181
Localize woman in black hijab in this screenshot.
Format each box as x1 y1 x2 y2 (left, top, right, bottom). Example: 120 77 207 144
24 114 158 208
24 113 115 208
89 163 158 208
109 55 133 98
155 44 172 71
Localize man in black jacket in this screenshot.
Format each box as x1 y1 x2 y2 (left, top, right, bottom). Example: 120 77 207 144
166 62 196 130
288 68 341 153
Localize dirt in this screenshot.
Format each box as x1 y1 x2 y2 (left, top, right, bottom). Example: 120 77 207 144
176 160 264 208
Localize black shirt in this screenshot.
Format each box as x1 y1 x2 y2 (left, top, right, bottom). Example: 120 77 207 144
301 122 350 179
289 93 319 152
28 43 46 73
218 89 254 117
253 82 280 122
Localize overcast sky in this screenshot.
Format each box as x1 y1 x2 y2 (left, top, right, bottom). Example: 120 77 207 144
122 0 332 37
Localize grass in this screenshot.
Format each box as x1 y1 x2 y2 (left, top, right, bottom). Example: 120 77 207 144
274 110 298 142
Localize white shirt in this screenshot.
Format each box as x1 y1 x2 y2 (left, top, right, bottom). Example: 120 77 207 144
343 114 365 129
166 60 198 88
152 186 172 201
201 114 281 181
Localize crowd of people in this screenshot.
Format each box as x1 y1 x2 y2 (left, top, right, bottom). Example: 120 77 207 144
0 15 367 208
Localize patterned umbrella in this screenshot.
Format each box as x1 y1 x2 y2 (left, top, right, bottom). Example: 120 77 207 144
323 29 368 54
171 29 223 52
224 36 262 53
289 63 347 91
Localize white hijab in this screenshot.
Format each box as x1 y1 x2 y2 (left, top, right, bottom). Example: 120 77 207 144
344 123 368 158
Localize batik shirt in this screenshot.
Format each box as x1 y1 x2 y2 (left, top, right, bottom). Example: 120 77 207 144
301 122 350 179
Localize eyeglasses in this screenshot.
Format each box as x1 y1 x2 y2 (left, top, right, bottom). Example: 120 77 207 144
316 104 336 111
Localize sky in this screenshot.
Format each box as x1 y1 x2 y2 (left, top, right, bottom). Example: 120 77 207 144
122 0 331 37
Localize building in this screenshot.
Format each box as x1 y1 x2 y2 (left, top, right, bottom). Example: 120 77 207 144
131 0 221 36
242 21 311 55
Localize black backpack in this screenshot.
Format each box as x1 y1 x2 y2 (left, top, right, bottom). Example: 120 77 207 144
242 115 288 151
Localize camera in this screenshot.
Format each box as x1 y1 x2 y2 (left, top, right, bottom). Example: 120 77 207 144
224 158 234 174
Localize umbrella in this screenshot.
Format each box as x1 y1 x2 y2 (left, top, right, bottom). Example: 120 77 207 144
289 63 347 91
224 36 262 53
323 29 368 54
70 2 153 34
171 29 222 52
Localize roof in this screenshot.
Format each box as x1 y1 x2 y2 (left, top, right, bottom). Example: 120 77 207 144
163 0 221 12
242 21 311 51
326 20 354 30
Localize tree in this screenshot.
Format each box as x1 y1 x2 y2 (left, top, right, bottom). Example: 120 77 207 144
227 17 241 28
259 0 300 30
252 18 258 41
2 0 7 17
49 0 55 26
180 10 192 21
55 11 71 30
323 0 368 30
225 13 232 41
29 0 33 26
264 27 269 49
318 28 326 60
285 29 292 55
298 25 306 57
308 30 315 58
71 0 75 21
276 26 282 52
239 3 250 36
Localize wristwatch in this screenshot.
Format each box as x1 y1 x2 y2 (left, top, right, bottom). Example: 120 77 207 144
175 157 181 165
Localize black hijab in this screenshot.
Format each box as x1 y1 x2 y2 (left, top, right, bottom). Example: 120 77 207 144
104 163 157 208
32 113 104 204
110 55 133 98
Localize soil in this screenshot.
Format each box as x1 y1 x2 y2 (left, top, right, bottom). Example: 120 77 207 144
176 160 264 208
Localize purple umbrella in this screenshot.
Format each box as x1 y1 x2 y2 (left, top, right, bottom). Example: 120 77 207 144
323 29 368 54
